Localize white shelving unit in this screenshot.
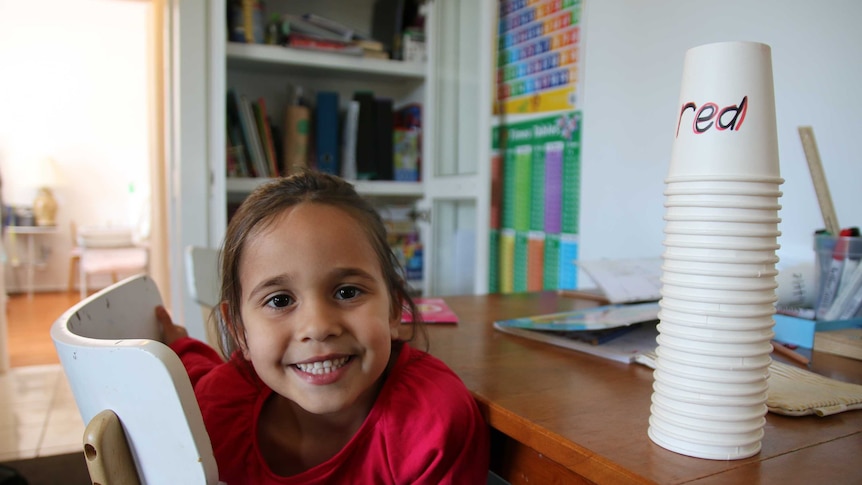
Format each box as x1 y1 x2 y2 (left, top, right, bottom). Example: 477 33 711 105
168 0 491 340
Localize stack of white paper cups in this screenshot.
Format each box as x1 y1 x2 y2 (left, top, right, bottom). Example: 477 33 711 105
648 41 783 460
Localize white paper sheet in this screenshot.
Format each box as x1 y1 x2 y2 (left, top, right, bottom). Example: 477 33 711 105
577 258 663 304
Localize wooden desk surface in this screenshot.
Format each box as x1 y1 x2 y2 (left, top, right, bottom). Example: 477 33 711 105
424 292 862 485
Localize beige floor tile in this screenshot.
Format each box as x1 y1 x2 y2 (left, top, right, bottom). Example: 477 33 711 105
0 422 42 461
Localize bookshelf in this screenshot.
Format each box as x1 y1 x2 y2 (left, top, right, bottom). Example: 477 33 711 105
169 0 490 340
226 42 426 81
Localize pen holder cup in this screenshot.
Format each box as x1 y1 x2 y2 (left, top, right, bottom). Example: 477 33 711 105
813 234 862 320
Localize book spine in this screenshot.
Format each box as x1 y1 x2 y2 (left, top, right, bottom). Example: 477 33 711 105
373 98 394 180
315 91 340 175
353 92 376 179
341 100 360 180
238 95 267 177
256 97 279 177
283 105 310 175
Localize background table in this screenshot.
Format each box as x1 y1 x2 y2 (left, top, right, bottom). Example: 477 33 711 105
7 225 58 298
423 292 862 484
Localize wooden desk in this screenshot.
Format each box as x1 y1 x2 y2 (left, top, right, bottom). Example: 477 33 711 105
425 292 862 484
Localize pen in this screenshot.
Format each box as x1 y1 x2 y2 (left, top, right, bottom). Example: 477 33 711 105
771 340 810 368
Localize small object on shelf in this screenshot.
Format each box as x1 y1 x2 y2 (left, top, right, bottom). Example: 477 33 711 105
285 33 364 56
227 0 265 44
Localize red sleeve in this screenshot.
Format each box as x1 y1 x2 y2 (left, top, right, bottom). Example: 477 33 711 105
169 336 224 386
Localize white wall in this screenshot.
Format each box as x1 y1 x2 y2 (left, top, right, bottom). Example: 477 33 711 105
580 0 862 271
0 0 150 293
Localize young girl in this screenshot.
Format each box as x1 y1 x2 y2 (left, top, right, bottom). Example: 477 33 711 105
157 171 490 484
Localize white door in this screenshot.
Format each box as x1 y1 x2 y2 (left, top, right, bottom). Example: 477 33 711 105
419 0 494 296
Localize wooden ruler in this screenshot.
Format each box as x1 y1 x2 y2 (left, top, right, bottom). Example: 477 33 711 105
798 126 841 235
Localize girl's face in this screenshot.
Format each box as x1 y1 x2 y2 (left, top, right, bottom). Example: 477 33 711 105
235 203 399 417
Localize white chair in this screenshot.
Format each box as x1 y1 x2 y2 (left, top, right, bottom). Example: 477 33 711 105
51 274 219 484
77 225 149 300
184 245 224 356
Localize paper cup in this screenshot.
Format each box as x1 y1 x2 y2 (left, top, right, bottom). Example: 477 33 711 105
657 320 774 344
659 296 777 320
664 194 781 210
654 369 770 399
663 247 780 266
663 205 781 223
648 425 762 460
660 272 778 292
660 283 777 304
657 308 775 331
649 413 764 452
655 342 772 369
650 401 766 434
662 258 777 278
667 41 780 180
663 220 780 238
664 179 782 197
655 353 770 383
663 233 780 251
652 391 767 420
656 332 772 358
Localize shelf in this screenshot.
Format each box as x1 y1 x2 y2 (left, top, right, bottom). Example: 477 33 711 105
226 177 424 198
226 43 426 83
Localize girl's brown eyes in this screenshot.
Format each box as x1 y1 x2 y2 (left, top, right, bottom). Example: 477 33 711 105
266 294 293 308
335 286 361 300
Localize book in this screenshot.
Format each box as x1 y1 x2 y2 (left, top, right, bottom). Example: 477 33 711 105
353 92 377 179
282 14 348 41
372 0 407 59
402 298 458 324
493 302 661 364
286 33 364 56
341 100 360 180
225 90 251 177
253 98 279 177
314 91 340 174
283 103 310 175
814 327 862 361
238 95 268 177
373 98 394 180
300 13 374 41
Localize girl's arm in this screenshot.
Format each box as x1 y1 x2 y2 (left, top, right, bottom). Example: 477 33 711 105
155 306 224 386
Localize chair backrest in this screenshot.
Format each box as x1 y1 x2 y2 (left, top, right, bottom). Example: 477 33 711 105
51 274 219 484
184 245 226 356
184 245 220 308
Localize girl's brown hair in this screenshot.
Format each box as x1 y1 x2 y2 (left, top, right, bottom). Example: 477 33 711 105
216 170 425 358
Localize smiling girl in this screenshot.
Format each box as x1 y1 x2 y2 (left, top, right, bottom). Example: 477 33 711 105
157 171 489 484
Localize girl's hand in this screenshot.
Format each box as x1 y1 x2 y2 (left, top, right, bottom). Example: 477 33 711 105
155 305 188 345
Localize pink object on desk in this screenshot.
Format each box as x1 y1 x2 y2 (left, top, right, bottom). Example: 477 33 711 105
403 298 459 324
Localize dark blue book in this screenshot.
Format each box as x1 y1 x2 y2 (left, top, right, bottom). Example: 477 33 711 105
315 91 340 174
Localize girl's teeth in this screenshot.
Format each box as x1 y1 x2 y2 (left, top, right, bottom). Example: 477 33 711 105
296 357 348 374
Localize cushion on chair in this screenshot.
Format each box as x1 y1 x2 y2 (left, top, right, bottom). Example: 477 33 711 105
77 226 135 248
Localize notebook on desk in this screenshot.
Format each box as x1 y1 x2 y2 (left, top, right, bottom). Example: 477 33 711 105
493 303 660 364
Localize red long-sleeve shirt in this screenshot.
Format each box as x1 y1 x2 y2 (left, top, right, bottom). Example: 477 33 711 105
171 338 490 484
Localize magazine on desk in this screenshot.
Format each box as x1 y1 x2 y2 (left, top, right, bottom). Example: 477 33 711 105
493 302 660 364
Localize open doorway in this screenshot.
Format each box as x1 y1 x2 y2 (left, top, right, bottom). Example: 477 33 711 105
0 0 163 369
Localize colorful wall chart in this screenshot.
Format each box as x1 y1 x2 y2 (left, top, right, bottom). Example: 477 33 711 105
490 0 585 294
495 0 583 115
489 112 582 293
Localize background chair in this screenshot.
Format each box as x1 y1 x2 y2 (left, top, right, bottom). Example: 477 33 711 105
184 245 225 357
51 274 219 484
76 226 149 300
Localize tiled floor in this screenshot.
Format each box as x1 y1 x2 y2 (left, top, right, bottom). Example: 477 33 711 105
0 364 84 462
